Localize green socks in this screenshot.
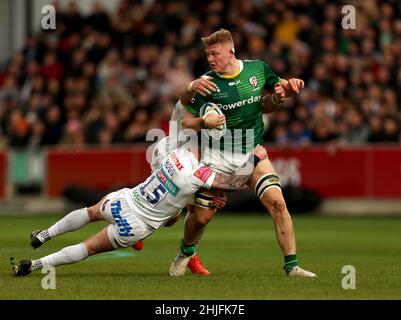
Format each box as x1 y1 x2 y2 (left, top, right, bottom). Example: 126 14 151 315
284 254 299 274
180 239 195 257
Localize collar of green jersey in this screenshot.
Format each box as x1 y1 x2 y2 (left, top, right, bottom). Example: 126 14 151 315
215 60 244 79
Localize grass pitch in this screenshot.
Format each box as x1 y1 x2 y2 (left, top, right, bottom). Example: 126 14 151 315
1 213 400 300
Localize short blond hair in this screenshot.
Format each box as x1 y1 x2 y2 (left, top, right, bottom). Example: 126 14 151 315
201 29 234 48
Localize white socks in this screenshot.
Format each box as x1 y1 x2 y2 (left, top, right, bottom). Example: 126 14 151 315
31 243 88 270
29 208 91 271
46 208 90 239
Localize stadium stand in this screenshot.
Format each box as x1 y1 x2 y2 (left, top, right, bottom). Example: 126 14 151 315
0 0 400 149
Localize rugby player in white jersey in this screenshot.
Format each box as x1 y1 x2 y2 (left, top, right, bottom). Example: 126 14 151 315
11 140 268 277
147 100 213 275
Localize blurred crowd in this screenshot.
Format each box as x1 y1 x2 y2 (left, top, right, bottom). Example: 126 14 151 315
0 0 400 149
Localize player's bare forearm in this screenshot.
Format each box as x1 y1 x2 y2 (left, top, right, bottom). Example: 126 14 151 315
181 111 203 132
179 87 195 106
274 78 305 98
181 110 225 131
211 173 246 191
211 147 268 191
262 93 284 114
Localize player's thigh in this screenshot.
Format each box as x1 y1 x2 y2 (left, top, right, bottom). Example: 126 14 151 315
87 196 108 221
106 223 153 249
247 159 282 200
247 159 277 190
246 158 277 191
246 159 285 208
84 227 114 256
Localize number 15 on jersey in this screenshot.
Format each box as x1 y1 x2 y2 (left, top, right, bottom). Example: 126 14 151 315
139 175 167 206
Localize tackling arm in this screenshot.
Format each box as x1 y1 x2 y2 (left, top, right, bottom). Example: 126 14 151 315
211 172 249 191
263 77 305 114
210 145 268 191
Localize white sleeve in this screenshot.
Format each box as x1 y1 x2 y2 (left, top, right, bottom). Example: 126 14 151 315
203 171 216 190
189 165 216 190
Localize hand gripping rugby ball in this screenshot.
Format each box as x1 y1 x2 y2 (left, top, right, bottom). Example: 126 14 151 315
199 102 226 140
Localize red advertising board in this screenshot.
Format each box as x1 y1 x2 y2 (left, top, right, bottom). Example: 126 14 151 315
45 145 401 199
370 148 401 197
46 147 151 197
267 146 401 198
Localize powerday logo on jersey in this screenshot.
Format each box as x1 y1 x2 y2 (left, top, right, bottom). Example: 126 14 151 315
249 75 258 87
216 94 262 111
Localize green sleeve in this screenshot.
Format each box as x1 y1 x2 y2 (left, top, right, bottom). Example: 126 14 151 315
185 94 207 117
263 62 281 91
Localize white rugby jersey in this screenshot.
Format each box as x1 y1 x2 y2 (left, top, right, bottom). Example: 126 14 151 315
151 100 188 171
169 100 186 137
125 145 215 229
164 100 187 154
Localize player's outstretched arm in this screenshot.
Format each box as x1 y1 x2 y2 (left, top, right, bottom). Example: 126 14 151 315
262 93 285 114
274 78 305 98
263 78 304 113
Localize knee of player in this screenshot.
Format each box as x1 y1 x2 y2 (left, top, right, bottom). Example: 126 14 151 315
271 197 287 212
263 194 287 215
194 209 215 225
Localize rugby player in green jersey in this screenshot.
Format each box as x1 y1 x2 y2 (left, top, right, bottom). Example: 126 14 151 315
169 29 316 277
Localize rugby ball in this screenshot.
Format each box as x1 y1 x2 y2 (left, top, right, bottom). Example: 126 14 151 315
199 102 226 140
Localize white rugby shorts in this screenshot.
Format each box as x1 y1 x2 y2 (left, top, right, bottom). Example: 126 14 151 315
100 188 155 249
202 146 254 174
